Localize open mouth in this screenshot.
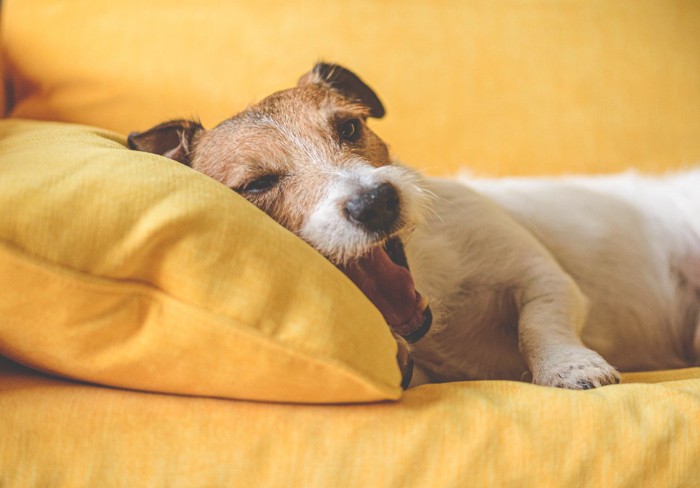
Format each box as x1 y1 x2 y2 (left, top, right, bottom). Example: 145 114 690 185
338 237 432 343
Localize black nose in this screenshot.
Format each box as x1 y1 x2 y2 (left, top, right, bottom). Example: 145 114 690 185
345 183 400 233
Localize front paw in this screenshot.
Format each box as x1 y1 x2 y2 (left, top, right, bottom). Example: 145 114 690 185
532 347 620 389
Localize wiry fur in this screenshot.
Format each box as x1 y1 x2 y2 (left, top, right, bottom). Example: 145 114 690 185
300 163 429 264
129 63 700 390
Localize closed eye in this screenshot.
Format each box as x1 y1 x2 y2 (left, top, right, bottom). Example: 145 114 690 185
236 174 281 194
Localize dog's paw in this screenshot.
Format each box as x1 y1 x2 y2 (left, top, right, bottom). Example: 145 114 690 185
532 347 620 390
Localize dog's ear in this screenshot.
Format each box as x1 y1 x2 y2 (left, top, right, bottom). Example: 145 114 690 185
128 119 204 166
298 62 385 118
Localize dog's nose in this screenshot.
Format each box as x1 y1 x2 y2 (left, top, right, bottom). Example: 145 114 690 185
345 183 400 232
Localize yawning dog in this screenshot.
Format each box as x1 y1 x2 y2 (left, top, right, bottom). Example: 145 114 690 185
129 62 700 389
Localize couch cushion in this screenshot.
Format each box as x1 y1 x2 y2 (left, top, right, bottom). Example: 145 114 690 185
3 0 700 176
1 356 699 487
0 119 402 403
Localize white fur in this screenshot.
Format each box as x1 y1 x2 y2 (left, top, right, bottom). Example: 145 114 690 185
402 169 700 387
300 162 430 264
306 164 700 389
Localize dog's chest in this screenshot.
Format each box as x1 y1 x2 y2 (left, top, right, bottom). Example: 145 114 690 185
410 285 529 382
406 229 530 381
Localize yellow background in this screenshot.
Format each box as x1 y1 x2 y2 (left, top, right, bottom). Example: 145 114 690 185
3 0 700 176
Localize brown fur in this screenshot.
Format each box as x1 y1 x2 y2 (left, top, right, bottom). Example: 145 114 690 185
193 86 390 233
129 63 391 238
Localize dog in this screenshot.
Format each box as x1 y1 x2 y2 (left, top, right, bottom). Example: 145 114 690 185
129 62 700 389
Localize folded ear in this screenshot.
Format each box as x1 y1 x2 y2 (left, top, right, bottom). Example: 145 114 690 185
128 119 204 166
298 62 385 118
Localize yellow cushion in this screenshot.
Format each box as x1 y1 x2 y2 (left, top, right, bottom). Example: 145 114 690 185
1 356 699 487
0 119 402 403
3 0 700 176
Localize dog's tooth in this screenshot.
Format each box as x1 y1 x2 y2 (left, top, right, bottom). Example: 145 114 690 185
419 295 430 310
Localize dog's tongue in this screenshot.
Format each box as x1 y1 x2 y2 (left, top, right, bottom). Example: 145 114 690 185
339 245 421 333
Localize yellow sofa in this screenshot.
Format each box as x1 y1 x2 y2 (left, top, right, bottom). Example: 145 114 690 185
1 1 700 486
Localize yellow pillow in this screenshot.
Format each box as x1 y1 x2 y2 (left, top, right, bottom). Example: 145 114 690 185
0 119 402 403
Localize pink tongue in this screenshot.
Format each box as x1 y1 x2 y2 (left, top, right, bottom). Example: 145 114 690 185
339 246 420 327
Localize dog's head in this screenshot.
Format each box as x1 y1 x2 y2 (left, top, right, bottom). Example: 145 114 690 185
129 62 432 343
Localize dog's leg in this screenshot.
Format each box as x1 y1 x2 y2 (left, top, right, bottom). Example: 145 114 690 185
516 269 620 389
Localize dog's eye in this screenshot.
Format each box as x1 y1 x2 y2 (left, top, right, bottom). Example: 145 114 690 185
339 119 362 142
239 175 280 194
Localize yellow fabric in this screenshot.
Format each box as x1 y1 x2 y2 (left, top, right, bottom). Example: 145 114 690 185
622 367 700 384
3 0 700 176
2 3 700 486
0 119 401 403
1 356 699 487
